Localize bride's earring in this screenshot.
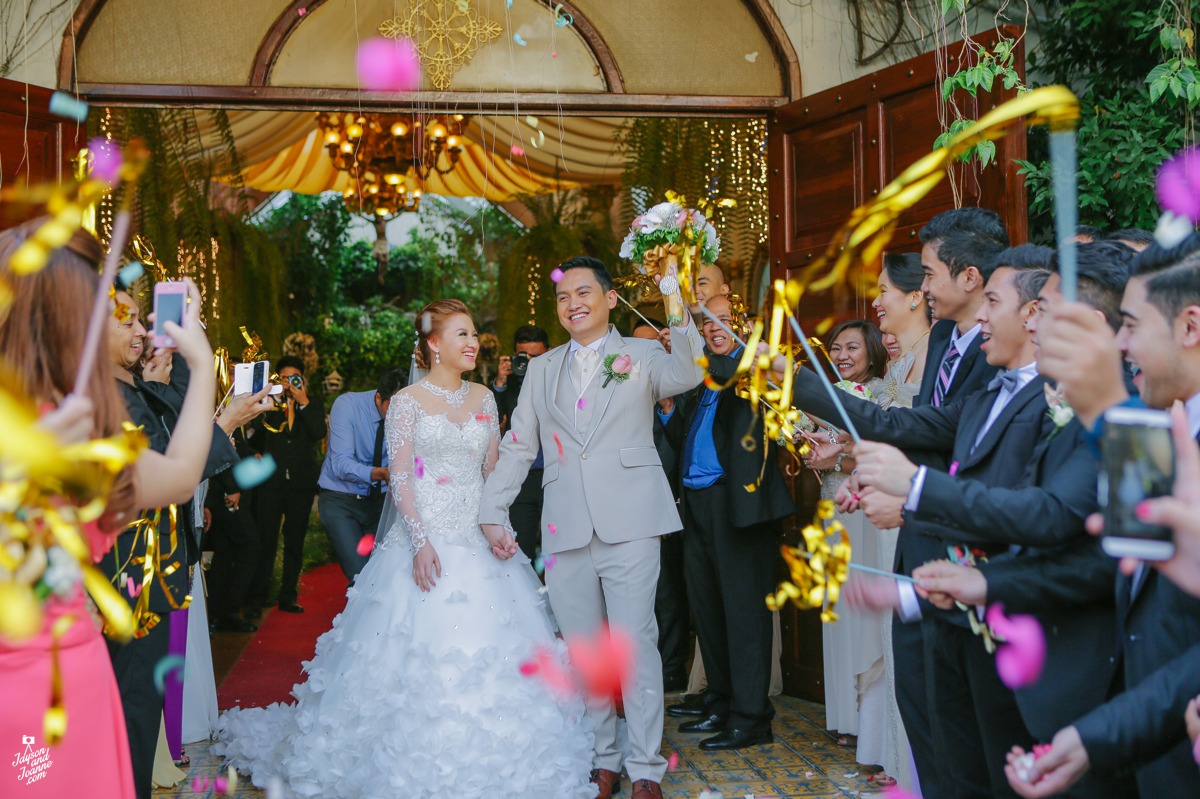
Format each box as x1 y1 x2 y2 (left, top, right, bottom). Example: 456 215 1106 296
435 351 441 364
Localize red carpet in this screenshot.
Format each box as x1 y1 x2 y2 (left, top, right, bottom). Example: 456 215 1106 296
217 564 348 709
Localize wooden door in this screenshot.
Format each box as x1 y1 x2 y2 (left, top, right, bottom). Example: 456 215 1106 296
767 29 1027 701
1 79 80 229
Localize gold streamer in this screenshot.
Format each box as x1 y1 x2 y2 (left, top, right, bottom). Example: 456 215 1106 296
766 500 852 622
43 614 76 745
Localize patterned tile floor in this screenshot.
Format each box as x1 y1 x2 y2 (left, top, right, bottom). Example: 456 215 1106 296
167 695 887 799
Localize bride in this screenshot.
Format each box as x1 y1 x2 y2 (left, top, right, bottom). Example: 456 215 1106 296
214 299 596 798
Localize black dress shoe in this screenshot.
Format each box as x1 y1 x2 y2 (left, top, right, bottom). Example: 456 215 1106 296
678 713 727 734
699 727 773 750
666 691 716 718
214 616 259 633
662 673 688 693
277 601 305 613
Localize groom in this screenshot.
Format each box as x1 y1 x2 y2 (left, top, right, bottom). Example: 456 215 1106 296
480 256 705 799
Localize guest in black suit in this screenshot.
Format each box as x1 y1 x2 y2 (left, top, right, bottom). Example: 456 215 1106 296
991 235 1200 798
633 318 690 693
662 295 795 750
797 253 1063 797
246 355 326 614
840 208 1006 798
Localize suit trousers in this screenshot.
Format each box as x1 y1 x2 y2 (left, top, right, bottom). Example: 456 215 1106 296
927 620 1032 799
509 469 544 563
892 616 944 799
317 489 382 581
107 614 171 799
655 530 690 683
248 483 315 606
547 533 668 782
205 504 260 619
682 484 777 729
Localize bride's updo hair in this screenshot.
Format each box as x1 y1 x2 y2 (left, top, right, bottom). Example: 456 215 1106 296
414 299 473 370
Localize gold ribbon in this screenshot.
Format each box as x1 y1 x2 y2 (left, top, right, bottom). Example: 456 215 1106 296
43 613 76 745
766 500 852 622
239 326 267 363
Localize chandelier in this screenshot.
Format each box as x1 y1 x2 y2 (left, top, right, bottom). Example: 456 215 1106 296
314 112 468 216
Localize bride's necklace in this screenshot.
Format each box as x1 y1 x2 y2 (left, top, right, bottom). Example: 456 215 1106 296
890 328 930 364
420 378 470 407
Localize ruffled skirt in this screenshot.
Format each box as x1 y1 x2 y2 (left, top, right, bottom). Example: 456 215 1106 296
213 539 596 798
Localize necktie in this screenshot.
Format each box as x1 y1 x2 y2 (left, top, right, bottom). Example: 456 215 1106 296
987 370 1021 394
571 347 599 393
932 342 961 407
286 399 295 431
369 419 385 498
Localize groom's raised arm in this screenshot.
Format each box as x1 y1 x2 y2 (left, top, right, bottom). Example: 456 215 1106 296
648 319 705 400
478 360 542 528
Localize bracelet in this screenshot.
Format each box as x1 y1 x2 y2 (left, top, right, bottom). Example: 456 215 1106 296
834 452 847 472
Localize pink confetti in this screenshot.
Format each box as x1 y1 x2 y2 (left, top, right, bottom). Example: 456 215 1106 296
577 398 587 410
547 523 557 535
356 535 375 556
356 36 420 92
667 752 680 772
510 432 518 443
566 624 634 701
986 603 1046 689
883 786 920 799
213 778 228 793
89 137 122 183
543 554 557 570
1033 744 1053 759
511 145 525 157
437 475 452 485
476 413 492 423
414 456 424 478
550 267 565 283
552 51 558 58
948 461 960 476
126 576 142 598
518 647 576 696
1157 146 1200 223
297 6 306 14
553 431 565 463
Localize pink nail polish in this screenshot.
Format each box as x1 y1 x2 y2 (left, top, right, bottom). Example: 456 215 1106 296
1135 501 1151 520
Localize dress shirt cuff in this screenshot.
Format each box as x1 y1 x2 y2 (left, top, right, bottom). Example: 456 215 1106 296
657 407 674 424
897 582 923 623
904 465 927 513
492 382 507 393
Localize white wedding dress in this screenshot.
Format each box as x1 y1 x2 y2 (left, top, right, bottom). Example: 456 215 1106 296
213 381 596 799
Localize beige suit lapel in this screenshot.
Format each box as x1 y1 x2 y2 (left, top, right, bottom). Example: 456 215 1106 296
581 327 626 449
542 345 577 437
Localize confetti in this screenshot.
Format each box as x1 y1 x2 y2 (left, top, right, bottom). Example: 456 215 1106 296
475 413 492 422
1157 146 1200 223
153 654 185 694
297 7 306 15
518 646 576 695
566 624 633 700
510 432 518 443
511 144 526 158
89 137 123 183
550 268 564 283
555 9 574 27
577 398 586 410
667 752 680 771
414 456 425 477
543 554 557 570
356 36 420 92
552 51 558 58
526 115 540 127
117 262 145 288
506 0 512 6
436 475 452 485
513 33 528 46
125 576 143 598
553 431 565 463
356 535 375 556
233 454 276 489
49 92 88 121
986 603 1046 689
547 523 557 535
745 51 759 62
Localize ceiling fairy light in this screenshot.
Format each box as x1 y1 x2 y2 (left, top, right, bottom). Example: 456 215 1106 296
314 111 467 217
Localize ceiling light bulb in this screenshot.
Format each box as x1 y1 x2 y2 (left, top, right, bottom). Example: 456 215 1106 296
391 122 409 137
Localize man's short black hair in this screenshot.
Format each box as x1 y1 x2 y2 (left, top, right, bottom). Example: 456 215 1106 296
1133 232 1200 322
1075 224 1106 242
376 367 406 400
513 325 550 348
276 355 305 375
1057 241 1136 330
1105 228 1155 248
558 256 614 292
632 317 667 334
993 244 1055 306
919 208 1011 280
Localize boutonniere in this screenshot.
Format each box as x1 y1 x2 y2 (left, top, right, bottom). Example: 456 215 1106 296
833 379 874 401
602 353 635 387
1044 384 1074 439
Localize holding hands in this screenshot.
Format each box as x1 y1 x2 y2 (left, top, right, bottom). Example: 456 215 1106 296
481 523 519 561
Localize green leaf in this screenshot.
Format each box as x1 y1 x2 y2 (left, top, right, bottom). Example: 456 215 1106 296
1170 76 1185 99
1161 27 1182 51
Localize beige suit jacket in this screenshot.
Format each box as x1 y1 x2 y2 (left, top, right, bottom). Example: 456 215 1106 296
479 323 704 554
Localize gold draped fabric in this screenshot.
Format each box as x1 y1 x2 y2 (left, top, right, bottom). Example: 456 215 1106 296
195 110 625 201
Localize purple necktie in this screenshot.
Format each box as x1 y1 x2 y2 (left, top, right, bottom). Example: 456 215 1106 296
932 342 961 407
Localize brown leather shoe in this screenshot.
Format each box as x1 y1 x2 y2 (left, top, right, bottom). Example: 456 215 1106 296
590 768 622 799
630 779 663 799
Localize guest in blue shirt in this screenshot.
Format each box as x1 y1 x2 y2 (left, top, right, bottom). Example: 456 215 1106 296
317 368 406 580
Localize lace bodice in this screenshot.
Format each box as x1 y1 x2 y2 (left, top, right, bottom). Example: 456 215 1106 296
380 382 500 553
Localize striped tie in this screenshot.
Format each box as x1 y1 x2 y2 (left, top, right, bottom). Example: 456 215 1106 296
931 342 961 407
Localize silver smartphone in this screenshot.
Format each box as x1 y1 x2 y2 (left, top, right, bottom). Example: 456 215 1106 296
1098 406 1176 561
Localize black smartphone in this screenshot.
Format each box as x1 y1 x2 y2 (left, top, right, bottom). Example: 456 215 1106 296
252 360 268 395
1099 406 1176 561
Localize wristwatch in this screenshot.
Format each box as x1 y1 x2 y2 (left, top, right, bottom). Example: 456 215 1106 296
834 452 847 472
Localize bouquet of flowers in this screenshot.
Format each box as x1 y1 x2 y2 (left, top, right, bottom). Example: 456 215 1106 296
833 379 875 401
619 197 721 326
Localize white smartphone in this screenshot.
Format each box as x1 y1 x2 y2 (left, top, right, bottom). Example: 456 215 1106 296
1098 406 1176 561
152 281 187 348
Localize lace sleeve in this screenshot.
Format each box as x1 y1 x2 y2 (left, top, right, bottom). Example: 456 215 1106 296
482 390 501 479
385 393 429 554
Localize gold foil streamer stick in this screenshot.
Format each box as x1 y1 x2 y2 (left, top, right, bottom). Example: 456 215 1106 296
615 294 665 333
1049 126 1080 302
787 315 861 444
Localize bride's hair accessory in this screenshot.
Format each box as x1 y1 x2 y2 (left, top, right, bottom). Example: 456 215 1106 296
413 299 472 370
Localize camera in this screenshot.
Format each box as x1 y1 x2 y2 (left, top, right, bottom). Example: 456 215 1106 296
511 351 531 379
